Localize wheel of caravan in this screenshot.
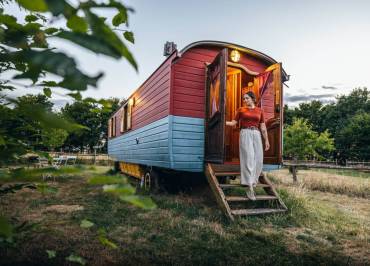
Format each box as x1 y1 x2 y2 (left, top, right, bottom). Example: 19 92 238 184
143 169 159 192
114 161 120 172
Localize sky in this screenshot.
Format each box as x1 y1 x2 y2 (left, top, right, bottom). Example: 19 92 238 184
4 0 370 108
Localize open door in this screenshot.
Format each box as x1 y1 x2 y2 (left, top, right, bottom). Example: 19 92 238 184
255 63 283 164
205 48 228 163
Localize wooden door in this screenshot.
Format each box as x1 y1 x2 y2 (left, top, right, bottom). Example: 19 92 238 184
205 49 228 163
225 68 241 162
256 63 283 164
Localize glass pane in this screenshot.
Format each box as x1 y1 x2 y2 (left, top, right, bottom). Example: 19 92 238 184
209 70 220 118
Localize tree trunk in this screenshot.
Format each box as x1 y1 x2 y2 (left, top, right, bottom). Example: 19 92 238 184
292 166 298 183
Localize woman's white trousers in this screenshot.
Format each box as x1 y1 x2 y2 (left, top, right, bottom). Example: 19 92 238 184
239 129 263 186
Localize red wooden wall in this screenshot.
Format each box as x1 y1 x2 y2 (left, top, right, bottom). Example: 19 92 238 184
110 52 176 138
110 45 272 138
171 46 269 119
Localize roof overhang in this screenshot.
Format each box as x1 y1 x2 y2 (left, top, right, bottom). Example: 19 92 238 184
179 40 289 81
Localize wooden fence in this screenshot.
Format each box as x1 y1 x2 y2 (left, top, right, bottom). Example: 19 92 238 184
283 160 370 171
50 152 114 166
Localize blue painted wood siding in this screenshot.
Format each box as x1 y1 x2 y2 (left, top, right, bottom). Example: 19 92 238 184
108 116 171 168
108 115 205 172
108 115 278 173
169 116 205 172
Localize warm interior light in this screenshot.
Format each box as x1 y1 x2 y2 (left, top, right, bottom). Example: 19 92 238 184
230 50 240 62
129 97 135 106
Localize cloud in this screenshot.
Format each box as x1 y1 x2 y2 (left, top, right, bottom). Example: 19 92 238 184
284 93 336 103
321 85 339 90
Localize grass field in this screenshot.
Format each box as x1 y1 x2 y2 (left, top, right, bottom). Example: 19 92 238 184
0 166 369 265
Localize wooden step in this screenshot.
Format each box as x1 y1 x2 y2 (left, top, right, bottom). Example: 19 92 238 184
226 195 277 202
231 208 286 216
215 171 240 177
220 183 269 188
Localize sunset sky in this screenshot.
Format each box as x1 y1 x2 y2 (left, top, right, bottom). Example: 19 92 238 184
5 0 370 108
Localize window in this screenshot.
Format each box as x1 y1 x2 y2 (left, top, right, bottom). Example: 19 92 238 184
120 99 133 133
120 108 125 133
127 100 132 130
108 119 111 138
109 117 116 138
113 117 116 137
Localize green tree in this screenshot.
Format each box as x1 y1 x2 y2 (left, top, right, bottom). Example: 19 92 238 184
323 88 369 161
61 98 120 152
336 112 370 161
283 104 294 126
0 94 56 162
283 118 334 160
284 100 325 132
42 128 68 151
0 0 136 162
323 88 369 136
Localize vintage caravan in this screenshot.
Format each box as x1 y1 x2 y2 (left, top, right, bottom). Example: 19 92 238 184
108 41 289 219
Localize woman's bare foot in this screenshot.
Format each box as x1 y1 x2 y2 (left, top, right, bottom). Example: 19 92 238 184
246 187 256 201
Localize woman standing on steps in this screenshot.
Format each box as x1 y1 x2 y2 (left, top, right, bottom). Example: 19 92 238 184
226 91 270 200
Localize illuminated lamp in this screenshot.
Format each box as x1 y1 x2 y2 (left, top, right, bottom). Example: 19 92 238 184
230 49 240 62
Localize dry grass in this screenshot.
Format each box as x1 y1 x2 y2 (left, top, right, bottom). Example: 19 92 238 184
270 168 370 198
0 166 369 265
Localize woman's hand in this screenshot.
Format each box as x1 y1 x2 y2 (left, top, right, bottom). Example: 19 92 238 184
260 123 270 151
265 141 270 151
226 120 237 126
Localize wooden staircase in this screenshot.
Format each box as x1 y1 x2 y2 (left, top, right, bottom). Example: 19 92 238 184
205 163 287 220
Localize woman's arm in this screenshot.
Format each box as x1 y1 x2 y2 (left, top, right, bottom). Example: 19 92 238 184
260 122 270 151
226 120 237 126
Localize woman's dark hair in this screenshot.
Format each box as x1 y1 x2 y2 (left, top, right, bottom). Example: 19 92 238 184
243 91 257 103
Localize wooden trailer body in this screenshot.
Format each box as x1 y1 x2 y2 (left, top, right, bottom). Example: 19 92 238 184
108 41 288 177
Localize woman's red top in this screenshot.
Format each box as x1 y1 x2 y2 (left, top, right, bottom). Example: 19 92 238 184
234 107 265 128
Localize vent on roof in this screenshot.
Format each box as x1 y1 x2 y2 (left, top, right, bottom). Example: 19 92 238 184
163 41 177 56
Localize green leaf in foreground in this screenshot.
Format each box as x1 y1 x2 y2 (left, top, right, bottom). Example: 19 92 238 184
46 249 56 259
1 50 103 90
112 10 127 26
68 92 82 101
43 87 51 98
88 175 127 185
25 14 39 22
98 228 118 249
65 254 86 265
67 15 88 33
16 0 48 12
80 219 94 229
123 31 134 44
84 10 137 70
0 135 5 146
56 31 122 59
44 27 59 35
99 235 118 249
0 216 13 238
120 195 156 210
102 184 135 195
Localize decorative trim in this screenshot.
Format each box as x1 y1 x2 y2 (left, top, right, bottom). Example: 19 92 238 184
227 62 259 76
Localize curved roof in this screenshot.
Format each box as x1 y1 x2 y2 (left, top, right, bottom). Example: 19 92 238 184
179 40 289 81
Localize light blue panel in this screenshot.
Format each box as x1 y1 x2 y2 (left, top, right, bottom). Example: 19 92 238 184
173 131 204 140
172 146 204 154
170 115 205 172
171 162 204 172
172 139 203 147
263 164 282 172
108 116 170 168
